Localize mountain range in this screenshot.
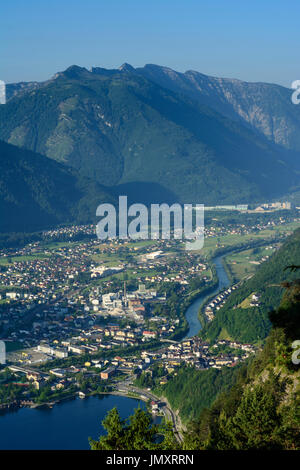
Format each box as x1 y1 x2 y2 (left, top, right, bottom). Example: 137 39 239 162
1 63 300 231
136 64 300 152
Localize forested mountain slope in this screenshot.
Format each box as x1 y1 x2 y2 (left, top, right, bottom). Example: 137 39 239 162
183 272 300 450
1 65 299 204
137 64 300 152
200 229 300 343
0 140 115 232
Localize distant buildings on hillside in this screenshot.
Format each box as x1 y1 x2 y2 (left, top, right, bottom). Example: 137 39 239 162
90 265 123 278
204 205 248 211
253 201 291 212
202 201 292 212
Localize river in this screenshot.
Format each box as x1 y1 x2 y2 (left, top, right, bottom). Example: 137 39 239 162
183 255 231 338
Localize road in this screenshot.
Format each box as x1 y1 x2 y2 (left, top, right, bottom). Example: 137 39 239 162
114 379 183 443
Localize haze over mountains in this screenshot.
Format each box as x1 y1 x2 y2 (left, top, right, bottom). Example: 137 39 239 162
1 63 300 231
0 140 115 232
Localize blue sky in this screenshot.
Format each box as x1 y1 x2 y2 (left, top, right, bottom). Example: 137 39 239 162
1 0 299 86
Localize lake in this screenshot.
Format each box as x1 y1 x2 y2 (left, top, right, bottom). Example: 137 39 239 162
0 394 146 450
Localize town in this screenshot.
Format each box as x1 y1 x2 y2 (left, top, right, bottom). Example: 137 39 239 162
0 207 299 417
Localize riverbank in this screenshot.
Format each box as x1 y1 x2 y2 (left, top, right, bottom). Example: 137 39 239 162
183 254 231 340
195 243 274 333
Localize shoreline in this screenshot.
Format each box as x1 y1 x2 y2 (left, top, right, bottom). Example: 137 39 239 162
0 387 183 442
0 388 165 415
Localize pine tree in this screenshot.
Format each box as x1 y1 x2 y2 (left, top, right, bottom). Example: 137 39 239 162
89 407 179 450
89 407 126 450
226 385 281 449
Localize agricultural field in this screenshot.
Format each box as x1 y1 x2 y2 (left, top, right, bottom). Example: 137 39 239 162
198 221 299 257
224 244 279 281
0 253 51 265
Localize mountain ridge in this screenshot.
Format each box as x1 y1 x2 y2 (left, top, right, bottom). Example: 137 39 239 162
2 64 299 206
0 140 115 232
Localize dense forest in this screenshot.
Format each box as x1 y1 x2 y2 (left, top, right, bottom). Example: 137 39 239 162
154 364 244 423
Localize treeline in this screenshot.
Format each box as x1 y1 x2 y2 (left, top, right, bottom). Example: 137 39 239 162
154 364 244 424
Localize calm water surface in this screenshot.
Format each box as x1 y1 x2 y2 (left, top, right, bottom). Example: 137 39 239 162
0 395 146 450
